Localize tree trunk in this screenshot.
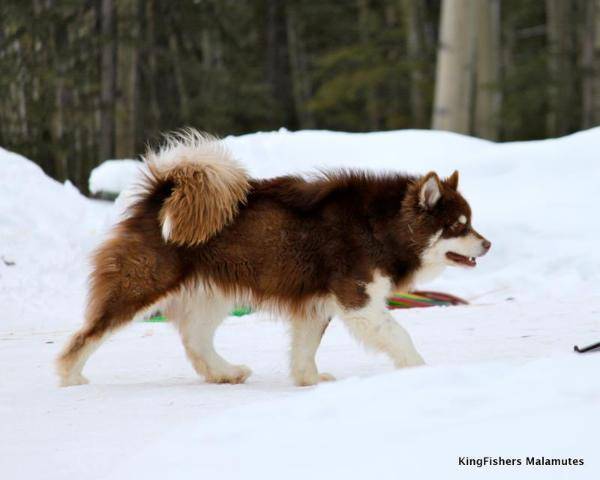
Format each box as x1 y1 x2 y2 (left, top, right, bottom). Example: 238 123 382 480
582 0 600 128
115 0 140 158
432 0 477 134
50 2 68 181
474 0 501 140
358 0 379 130
265 0 295 128
72 84 84 191
286 2 315 129
545 0 575 136
169 30 190 123
99 0 116 162
144 0 161 135
402 0 427 128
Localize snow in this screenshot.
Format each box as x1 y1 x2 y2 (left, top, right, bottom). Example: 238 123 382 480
89 158 142 195
106 354 600 480
0 147 112 332
1 129 599 479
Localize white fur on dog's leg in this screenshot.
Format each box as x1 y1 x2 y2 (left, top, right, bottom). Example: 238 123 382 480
294 370 336 387
293 368 319 387
340 272 426 369
206 364 252 385
56 331 107 387
343 311 426 368
393 349 426 368
170 289 253 385
290 316 331 386
59 373 89 387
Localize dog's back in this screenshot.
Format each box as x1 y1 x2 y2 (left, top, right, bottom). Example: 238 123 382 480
190 171 417 310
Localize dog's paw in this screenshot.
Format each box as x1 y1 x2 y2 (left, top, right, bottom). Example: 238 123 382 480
318 372 336 382
294 370 336 387
394 351 426 368
206 364 252 385
59 373 89 387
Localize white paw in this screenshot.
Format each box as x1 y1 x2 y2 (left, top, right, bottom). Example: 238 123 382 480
292 367 318 386
59 373 89 387
293 370 336 387
394 351 426 368
206 364 252 384
319 372 336 382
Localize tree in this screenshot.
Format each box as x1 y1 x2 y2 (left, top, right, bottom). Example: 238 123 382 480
358 0 380 130
286 1 315 129
99 0 117 162
474 0 501 140
115 0 141 158
432 0 476 134
545 0 577 137
265 0 296 128
402 0 428 128
432 0 501 139
582 0 600 128
0 0 594 194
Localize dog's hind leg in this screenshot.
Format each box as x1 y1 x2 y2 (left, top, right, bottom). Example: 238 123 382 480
168 289 252 384
56 297 162 387
56 281 176 387
56 324 108 387
56 235 183 387
290 315 335 386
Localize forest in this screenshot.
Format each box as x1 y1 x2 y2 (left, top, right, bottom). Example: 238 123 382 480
1 0 599 193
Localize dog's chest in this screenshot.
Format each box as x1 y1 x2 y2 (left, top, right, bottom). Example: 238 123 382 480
412 262 446 286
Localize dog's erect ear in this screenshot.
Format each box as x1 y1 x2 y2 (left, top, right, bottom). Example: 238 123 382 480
419 172 441 210
446 170 459 190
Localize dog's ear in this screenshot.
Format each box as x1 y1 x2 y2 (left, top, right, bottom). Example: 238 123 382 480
419 172 442 210
446 170 459 190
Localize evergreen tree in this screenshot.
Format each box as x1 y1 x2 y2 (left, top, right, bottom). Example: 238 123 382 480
0 0 595 193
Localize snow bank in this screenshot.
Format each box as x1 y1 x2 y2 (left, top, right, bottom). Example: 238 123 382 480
107 354 600 480
0 147 112 332
3 128 600 332
1 129 599 480
89 159 141 196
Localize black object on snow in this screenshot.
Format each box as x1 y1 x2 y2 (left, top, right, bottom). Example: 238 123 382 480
573 341 600 353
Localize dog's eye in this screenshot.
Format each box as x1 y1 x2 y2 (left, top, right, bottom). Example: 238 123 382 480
448 222 466 234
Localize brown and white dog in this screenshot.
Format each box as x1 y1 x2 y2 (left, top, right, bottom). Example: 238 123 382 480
56 130 491 387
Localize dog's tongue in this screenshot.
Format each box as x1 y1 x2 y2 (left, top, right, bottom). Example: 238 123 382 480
446 251 476 267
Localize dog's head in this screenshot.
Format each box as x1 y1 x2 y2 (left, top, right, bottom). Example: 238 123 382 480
402 170 491 269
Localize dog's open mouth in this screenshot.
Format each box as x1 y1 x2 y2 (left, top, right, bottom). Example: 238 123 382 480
446 251 477 267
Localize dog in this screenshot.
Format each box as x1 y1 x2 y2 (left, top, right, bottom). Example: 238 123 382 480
56 130 491 387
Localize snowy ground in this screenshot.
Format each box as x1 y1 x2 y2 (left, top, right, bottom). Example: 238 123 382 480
1 129 599 479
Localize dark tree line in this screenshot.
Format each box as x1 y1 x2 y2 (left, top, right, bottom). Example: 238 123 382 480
1 0 599 193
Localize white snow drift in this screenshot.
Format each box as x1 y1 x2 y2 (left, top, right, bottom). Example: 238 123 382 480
1 129 599 480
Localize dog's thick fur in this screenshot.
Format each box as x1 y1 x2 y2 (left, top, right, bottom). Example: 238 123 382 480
57 130 490 387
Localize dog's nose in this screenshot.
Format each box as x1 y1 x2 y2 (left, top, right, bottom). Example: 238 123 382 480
482 239 491 251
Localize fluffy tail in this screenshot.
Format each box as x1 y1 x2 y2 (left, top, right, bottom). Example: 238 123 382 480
144 129 250 246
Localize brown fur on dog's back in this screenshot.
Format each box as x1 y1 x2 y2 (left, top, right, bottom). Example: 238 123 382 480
191 172 421 310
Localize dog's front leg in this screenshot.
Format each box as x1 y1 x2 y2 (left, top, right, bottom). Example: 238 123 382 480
341 307 425 368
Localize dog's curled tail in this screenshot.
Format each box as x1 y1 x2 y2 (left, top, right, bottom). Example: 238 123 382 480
144 129 250 247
